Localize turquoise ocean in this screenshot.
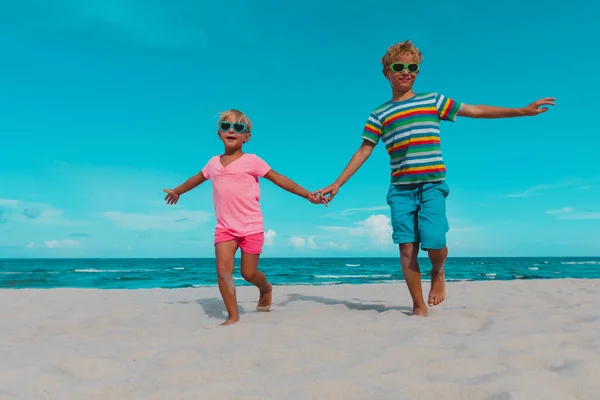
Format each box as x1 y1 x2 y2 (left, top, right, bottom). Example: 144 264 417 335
1 257 599 289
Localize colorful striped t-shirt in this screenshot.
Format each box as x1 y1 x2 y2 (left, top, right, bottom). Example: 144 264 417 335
361 92 463 185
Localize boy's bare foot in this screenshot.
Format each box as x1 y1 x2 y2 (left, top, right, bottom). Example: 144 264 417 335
257 283 272 311
412 305 428 317
428 269 446 307
220 317 239 326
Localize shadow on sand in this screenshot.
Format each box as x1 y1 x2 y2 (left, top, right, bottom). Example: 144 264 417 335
278 293 413 316
195 297 249 319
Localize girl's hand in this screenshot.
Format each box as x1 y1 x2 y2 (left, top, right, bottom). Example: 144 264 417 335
163 189 180 205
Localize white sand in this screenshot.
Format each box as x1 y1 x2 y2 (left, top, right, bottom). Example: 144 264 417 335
1 279 599 399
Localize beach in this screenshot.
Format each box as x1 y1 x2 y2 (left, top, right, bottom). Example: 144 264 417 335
1 279 599 399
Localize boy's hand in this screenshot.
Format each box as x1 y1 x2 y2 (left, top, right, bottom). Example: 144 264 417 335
163 189 180 205
522 97 556 116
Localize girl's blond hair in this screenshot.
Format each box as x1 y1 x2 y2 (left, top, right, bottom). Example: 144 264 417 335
218 109 252 132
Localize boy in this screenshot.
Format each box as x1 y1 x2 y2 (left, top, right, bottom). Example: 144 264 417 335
314 41 554 317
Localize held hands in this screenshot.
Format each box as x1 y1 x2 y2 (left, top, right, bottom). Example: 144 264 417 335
521 97 556 116
163 189 180 205
307 192 327 206
310 183 340 206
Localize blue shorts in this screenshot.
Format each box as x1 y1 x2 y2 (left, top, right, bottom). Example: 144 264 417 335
386 181 450 250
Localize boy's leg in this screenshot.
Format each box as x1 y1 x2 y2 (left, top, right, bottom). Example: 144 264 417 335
399 242 428 316
239 232 272 311
418 182 450 307
215 233 240 325
388 184 428 316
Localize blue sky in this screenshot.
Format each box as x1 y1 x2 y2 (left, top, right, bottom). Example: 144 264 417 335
1 0 598 258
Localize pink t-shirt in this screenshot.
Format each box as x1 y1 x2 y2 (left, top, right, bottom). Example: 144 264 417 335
201 153 271 237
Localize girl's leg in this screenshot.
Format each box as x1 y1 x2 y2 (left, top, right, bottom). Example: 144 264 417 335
240 251 272 311
215 240 240 325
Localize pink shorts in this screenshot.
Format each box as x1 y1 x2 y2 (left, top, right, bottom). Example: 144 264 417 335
214 229 264 255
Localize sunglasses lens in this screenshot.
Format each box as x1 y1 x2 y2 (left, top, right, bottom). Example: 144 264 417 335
220 122 231 131
408 64 419 72
233 123 245 133
391 64 404 72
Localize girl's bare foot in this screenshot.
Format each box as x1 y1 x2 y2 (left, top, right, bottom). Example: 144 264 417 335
257 283 272 311
412 305 428 317
220 317 240 326
428 269 446 307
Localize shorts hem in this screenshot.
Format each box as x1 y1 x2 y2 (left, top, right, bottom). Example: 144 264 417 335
420 242 447 251
392 236 418 245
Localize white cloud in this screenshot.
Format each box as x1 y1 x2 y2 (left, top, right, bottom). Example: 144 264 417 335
45 239 80 248
264 229 277 246
287 235 347 251
323 205 388 220
359 214 393 245
102 210 211 230
504 178 596 198
27 242 35 249
322 241 350 250
288 236 306 248
546 207 600 220
0 199 89 226
546 207 575 215
320 213 393 246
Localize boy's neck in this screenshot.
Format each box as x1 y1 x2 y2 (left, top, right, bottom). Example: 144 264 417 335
390 89 415 102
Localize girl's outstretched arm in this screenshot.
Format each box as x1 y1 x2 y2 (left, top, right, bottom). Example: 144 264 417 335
263 170 322 204
163 172 207 205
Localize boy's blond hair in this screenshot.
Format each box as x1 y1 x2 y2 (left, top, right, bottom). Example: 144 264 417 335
381 40 423 68
218 109 252 132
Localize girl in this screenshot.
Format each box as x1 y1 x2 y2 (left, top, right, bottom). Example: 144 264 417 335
163 109 322 325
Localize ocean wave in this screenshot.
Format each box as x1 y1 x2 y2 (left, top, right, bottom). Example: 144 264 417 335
345 264 361 267
0 272 30 275
528 267 539 270
313 274 392 279
74 269 157 273
173 267 185 270
561 261 600 265
282 281 344 286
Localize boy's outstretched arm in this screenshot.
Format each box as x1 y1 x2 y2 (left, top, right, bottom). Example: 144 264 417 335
263 170 323 205
163 172 207 205
458 97 555 118
313 139 375 202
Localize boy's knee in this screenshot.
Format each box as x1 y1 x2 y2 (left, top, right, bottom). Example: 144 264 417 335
399 242 417 258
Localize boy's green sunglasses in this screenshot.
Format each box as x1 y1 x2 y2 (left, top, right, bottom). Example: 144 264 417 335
388 63 419 73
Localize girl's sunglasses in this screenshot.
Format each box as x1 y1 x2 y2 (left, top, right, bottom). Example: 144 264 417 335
219 121 248 134
388 63 419 73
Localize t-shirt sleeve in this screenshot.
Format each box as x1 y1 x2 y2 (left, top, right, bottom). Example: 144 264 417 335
250 155 271 177
201 157 213 179
435 93 464 122
361 112 383 144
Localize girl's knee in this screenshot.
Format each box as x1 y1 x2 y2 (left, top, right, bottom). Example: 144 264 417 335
216 263 233 279
241 270 256 282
